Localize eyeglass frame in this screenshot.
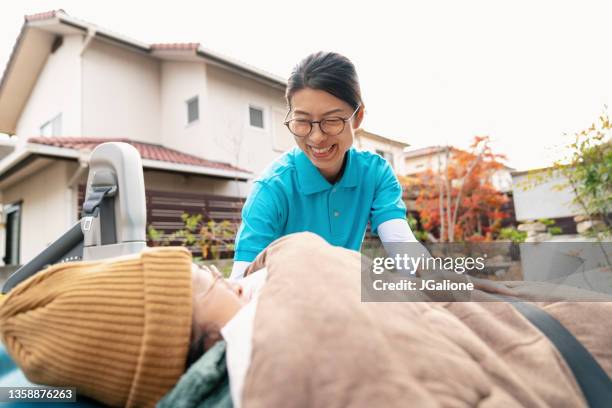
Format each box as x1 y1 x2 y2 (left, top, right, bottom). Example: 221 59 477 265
188 265 222 365
283 105 361 138
194 265 223 304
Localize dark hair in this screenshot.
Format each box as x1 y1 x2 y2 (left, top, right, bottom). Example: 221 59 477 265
286 51 363 111
185 323 221 369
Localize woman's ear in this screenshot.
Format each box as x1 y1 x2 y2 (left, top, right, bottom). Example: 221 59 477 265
353 106 365 129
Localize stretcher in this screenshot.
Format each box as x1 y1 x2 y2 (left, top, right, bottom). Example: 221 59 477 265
2 142 147 293
1 142 148 406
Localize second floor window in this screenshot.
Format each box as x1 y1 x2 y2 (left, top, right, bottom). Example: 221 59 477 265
376 149 394 167
186 96 199 124
40 114 62 137
249 106 264 129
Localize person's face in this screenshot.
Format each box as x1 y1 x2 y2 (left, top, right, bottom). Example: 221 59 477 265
191 265 246 350
288 88 363 183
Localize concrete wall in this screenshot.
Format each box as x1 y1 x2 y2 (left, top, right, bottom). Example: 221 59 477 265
82 39 161 143
1 161 73 264
15 35 83 144
511 169 582 221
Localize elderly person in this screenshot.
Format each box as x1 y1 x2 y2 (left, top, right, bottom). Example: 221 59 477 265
0 246 250 407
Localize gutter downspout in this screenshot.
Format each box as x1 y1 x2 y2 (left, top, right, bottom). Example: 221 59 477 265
68 157 88 188
80 27 96 137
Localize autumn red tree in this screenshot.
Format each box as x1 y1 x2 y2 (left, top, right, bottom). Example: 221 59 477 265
402 136 510 242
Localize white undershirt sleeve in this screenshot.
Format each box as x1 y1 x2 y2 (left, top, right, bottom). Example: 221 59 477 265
230 261 252 281
377 218 419 242
377 218 432 275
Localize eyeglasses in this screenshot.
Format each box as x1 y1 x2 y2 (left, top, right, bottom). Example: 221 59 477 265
194 265 223 303
284 106 360 138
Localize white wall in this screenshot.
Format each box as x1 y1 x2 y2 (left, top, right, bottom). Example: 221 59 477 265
199 65 291 186
404 152 450 176
82 39 161 143
2 161 73 264
355 135 406 175
160 61 207 156
15 34 83 144
491 169 513 193
159 62 292 195
511 169 582 221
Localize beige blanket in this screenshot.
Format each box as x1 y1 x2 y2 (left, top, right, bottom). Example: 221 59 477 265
242 232 612 408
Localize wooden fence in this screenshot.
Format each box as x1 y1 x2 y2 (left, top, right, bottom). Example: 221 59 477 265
78 186 244 258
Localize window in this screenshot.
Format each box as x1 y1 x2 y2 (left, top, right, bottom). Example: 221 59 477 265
40 114 62 137
249 106 264 129
3 203 21 265
186 96 199 124
376 149 394 167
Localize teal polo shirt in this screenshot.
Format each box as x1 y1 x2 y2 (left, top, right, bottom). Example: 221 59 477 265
234 147 407 262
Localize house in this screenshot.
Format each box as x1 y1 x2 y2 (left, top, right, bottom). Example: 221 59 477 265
510 166 582 235
0 10 408 266
353 128 409 175
0 9 296 265
403 145 515 193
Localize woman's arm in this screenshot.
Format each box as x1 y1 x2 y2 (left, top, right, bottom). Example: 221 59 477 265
377 218 432 275
232 181 287 279
369 159 408 236
377 218 418 242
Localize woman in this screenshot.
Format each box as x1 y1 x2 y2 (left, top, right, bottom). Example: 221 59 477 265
231 51 418 279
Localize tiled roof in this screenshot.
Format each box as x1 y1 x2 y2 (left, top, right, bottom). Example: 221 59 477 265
151 43 200 51
25 10 63 21
27 137 251 173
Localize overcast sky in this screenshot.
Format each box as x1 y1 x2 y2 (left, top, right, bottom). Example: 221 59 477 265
2 1 611 171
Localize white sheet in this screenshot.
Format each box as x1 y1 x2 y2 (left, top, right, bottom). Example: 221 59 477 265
220 268 267 408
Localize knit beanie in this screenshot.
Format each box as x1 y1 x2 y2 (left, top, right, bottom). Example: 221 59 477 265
0 246 193 407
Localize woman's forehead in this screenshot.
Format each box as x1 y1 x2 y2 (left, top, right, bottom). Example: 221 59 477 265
290 88 353 114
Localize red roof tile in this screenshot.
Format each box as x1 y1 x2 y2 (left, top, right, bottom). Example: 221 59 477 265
25 10 63 22
150 43 200 51
27 137 251 174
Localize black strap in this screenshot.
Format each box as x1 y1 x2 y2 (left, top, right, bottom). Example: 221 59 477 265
510 301 612 408
82 185 116 216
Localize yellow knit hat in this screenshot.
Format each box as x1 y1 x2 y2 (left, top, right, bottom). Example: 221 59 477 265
0 246 193 407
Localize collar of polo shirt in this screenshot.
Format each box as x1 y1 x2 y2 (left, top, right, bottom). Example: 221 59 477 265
295 147 359 194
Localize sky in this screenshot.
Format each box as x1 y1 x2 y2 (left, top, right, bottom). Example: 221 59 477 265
1 0 611 171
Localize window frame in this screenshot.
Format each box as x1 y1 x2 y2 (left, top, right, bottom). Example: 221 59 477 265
186 96 200 126
248 104 266 130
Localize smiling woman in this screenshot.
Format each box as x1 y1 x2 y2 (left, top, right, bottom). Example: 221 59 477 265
231 51 420 279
